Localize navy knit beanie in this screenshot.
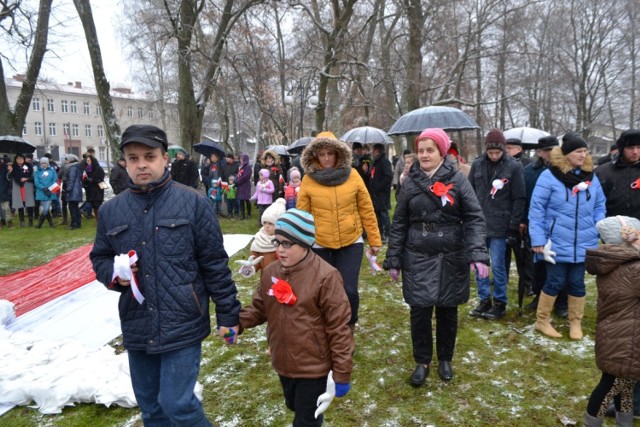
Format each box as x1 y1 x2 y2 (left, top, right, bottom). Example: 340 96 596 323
561 132 588 155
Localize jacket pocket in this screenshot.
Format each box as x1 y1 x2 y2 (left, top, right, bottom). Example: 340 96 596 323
106 224 130 250
156 218 192 257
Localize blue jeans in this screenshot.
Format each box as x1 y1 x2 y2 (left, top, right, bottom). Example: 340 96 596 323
40 200 52 215
543 262 586 297
314 243 364 325
127 343 212 427
476 237 508 304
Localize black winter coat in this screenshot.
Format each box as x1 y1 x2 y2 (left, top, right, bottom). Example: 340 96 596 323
368 153 393 210
384 159 489 307
171 158 200 188
90 170 241 353
81 157 105 203
595 155 640 220
468 152 526 237
110 164 129 195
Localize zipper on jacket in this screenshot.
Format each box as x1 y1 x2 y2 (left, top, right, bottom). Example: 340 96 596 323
573 192 579 263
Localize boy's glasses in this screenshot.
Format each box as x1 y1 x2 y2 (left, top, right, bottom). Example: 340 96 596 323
272 239 297 249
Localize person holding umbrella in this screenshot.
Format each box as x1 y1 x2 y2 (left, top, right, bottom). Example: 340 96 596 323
7 153 35 227
383 128 489 385
297 131 382 333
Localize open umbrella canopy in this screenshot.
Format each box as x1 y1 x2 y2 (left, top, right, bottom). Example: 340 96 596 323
387 106 479 135
287 137 314 154
265 145 290 157
341 126 392 145
503 127 550 150
0 135 36 155
193 140 225 158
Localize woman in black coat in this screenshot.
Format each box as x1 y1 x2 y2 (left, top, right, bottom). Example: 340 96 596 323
384 128 489 387
81 155 105 221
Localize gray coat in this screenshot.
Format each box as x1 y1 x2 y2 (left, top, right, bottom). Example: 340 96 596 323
384 159 489 307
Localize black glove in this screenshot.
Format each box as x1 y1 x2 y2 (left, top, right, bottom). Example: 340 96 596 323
43 189 52 197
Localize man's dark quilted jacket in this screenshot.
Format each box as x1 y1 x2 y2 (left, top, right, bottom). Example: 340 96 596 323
90 170 240 353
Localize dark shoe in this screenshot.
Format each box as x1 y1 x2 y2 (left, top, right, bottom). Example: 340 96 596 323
409 364 429 387
555 306 568 319
525 295 539 311
438 361 453 381
483 300 506 320
46 214 55 228
470 298 492 317
35 214 45 229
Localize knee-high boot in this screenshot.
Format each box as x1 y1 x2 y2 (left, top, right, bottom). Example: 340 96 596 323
27 207 34 226
568 295 585 340
46 213 55 228
18 208 25 227
535 292 562 338
35 214 46 229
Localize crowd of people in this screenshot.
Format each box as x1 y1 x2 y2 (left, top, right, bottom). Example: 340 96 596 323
3 122 639 426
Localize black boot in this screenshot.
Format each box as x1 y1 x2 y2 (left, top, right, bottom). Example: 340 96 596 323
46 213 55 228
28 209 34 227
18 209 25 227
61 208 68 225
470 298 492 317
484 300 507 320
35 214 46 229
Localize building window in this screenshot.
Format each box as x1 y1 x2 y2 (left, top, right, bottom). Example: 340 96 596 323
47 99 55 112
127 106 133 117
32 98 40 111
49 123 57 136
71 124 79 137
138 107 144 118
83 101 90 115
98 146 106 161
97 125 104 137
63 123 70 139
85 124 92 137
70 100 77 113
23 124 27 135
96 105 102 115
35 122 42 136
61 100 68 113
148 109 154 119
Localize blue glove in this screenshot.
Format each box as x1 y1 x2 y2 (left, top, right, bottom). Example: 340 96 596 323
335 382 350 398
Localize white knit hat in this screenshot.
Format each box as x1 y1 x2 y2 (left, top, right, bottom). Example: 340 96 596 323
596 216 640 244
261 198 286 225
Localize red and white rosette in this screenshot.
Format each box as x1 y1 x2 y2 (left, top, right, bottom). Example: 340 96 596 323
571 180 591 196
112 250 145 304
490 178 509 199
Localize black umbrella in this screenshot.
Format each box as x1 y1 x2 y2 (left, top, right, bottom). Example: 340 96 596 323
193 140 225 158
387 106 479 135
340 126 392 145
0 135 36 155
287 136 314 154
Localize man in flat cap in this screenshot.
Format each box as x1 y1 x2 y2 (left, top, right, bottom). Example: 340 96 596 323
90 125 241 426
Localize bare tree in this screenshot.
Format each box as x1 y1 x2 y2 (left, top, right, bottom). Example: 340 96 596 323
0 0 52 136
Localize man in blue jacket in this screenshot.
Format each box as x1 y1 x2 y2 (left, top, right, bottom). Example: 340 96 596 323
90 125 240 427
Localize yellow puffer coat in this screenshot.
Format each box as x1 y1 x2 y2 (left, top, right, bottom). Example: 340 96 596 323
297 135 382 249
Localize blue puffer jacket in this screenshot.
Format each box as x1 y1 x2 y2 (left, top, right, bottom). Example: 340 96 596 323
90 170 241 354
34 166 59 201
64 163 84 203
528 148 606 264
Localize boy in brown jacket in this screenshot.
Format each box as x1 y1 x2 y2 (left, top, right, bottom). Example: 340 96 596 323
238 209 353 426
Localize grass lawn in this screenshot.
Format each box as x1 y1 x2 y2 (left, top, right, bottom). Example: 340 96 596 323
0 209 604 427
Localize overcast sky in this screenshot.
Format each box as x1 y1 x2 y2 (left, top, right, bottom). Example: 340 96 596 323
5 1 131 89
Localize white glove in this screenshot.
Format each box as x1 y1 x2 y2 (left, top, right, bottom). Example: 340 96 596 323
315 370 336 419
113 253 132 281
543 239 556 264
235 255 264 278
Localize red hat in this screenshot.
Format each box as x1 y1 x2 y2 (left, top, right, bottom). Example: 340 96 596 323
484 129 506 151
415 128 451 157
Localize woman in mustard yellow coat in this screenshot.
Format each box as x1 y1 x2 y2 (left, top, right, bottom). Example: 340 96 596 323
297 132 382 328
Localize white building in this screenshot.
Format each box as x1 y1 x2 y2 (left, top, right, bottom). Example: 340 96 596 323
6 74 179 164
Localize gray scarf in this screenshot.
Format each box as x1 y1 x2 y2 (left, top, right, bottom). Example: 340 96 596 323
307 167 351 186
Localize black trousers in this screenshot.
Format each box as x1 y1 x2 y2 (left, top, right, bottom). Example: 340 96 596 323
410 305 458 365
279 375 327 427
68 201 81 228
587 371 636 417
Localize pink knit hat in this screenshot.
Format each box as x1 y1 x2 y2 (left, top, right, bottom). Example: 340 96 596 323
415 128 451 157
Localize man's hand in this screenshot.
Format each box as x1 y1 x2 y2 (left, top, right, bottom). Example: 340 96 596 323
519 223 528 237
116 264 138 286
